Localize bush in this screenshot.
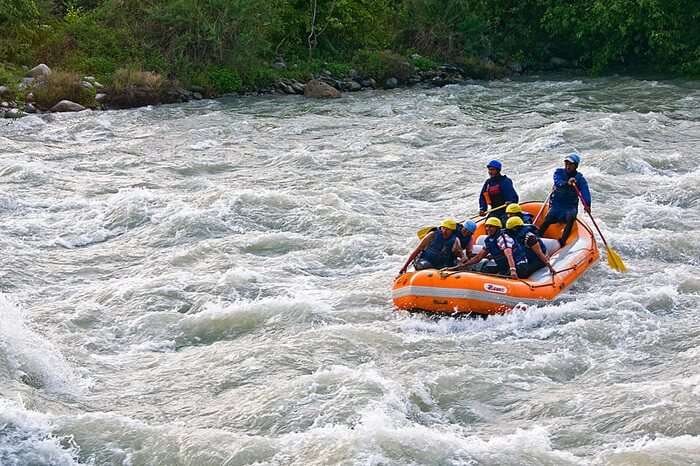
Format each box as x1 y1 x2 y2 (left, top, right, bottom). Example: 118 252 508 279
353 50 414 83
207 66 242 94
410 54 437 71
32 70 95 109
106 68 176 108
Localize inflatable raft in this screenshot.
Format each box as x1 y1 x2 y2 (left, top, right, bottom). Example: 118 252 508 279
392 201 599 315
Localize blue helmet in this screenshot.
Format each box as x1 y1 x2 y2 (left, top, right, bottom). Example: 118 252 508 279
486 160 502 170
462 220 477 233
564 153 581 166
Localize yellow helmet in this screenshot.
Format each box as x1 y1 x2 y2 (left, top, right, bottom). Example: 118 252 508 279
485 217 502 228
505 203 522 214
440 218 457 230
506 216 525 229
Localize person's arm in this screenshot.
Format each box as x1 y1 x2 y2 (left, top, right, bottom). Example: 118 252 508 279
503 248 518 278
452 238 465 262
553 168 568 188
479 181 489 214
399 231 434 274
464 236 474 258
502 177 519 204
577 174 592 212
460 248 488 267
531 240 556 274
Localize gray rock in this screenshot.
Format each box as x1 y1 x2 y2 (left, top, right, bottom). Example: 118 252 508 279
277 82 295 94
27 64 51 79
26 92 34 102
0 86 9 97
190 85 205 94
95 93 108 103
550 57 568 68
4 108 23 119
1 101 8 108
384 77 398 89
348 80 362 92
18 77 34 90
348 68 359 80
290 81 305 94
80 81 94 90
93 81 104 89
193 92 203 100
25 103 37 113
360 78 376 88
303 79 341 98
83 76 96 82
50 100 86 112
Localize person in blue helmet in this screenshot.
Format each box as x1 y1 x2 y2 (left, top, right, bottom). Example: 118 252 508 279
538 153 591 246
457 217 529 278
506 216 556 276
456 220 477 258
479 160 519 225
399 219 465 274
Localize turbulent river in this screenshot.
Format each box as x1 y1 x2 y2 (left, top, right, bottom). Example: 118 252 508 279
1 76 699 465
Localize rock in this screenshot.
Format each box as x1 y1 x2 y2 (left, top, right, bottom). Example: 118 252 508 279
27 64 51 80
0 86 9 97
347 80 362 92
303 79 341 98
408 75 422 85
360 78 376 88
83 76 96 82
272 61 287 70
509 62 524 73
18 77 34 90
550 57 568 68
348 69 359 80
50 100 86 112
276 81 295 94
4 108 23 119
80 81 94 90
1 101 8 108
190 85 205 94
26 92 34 102
25 103 37 113
193 92 203 100
290 81 305 94
93 81 104 89
384 77 398 89
95 93 108 103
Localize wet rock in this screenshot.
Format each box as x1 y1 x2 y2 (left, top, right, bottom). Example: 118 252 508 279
304 79 341 98
278 82 296 94
27 64 51 79
80 80 94 90
4 108 24 118
1 101 8 108
190 85 205 94
408 75 422 85
50 100 86 112
25 103 37 113
193 92 203 100
0 86 9 97
384 77 398 89
347 80 362 92
95 93 108 103
290 81 305 94
361 78 376 88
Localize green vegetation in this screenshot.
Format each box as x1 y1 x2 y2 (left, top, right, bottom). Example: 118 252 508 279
32 70 95 109
1 0 699 94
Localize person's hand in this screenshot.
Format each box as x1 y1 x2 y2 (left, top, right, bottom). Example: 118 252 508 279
398 267 407 276
510 268 518 279
584 205 591 214
567 178 577 186
548 265 556 275
479 210 486 216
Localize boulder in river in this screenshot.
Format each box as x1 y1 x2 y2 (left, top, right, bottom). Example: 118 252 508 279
50 100 86 112
304 79 341 98
384 77 398 89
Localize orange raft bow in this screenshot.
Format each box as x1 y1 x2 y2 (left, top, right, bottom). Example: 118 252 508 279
392 201 600 315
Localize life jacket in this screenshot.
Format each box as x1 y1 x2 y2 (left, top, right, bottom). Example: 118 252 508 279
456 225 473 251
509 225 546 263
551 170 585 211
484 230 528 273
484 175 508 207
518 212 534 224
421 230 459 268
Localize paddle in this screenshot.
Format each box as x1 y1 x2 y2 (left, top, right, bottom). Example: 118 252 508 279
532 189 553 226
573 185 627 272
416 204 508 239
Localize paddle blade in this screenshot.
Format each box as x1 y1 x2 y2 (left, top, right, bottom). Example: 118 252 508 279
417 226 435 240
606 247 627 272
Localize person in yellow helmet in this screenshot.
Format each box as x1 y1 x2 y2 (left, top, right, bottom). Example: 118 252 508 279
506 216 555 276
457 217 529 278
399 218 465 274
505 203 533 224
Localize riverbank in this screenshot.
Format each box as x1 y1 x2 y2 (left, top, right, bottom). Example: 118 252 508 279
1 54 585 118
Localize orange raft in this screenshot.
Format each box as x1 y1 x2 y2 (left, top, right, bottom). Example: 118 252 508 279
392 201 600 315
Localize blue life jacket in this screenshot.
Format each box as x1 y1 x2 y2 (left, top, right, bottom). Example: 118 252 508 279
484 230 528 273
421 231 459 268
510 225 546 264
479 175 519 212
550 169 590 211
